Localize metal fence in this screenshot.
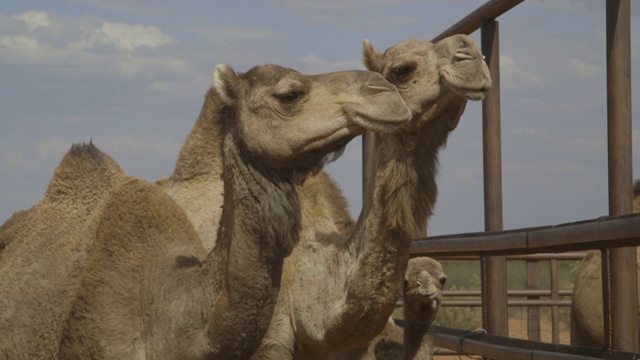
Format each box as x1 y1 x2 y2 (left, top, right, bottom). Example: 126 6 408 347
365 0 638 358
438 252 584 345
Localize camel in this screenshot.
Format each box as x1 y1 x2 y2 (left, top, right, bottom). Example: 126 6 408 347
0 143 128 359
155 34 489 359
254 34 489 359
1 65 410 359
570 180 640 347
329 256 446 360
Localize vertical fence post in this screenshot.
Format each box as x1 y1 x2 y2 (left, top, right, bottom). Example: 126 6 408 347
526 260 541 341
550 259 560 344
480 19 508 337
605 0 638 352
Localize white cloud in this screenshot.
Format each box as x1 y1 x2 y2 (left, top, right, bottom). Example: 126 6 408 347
72 22 172 52
0 35 49 62
66 0 169 13
500 54 544 90
299 54 362 73
0 11 185 78
12 11 51 32
567 58 602 79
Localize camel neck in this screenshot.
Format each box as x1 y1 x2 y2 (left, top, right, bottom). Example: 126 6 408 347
402 317 435 360
371 100 463 236
205 132 300 357
323 111 456 347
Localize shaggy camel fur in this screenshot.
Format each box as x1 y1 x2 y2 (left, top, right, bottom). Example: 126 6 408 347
330 256 446 360
156 34 489 359
1 65 410 359
570 180 640 347
0 143 127 359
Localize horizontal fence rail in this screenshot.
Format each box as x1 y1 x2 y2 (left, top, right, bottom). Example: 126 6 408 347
433 326 640 360
411 214 640 257
431 0 524 42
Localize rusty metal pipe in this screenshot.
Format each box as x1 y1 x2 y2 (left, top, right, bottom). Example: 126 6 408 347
605 0 637 352
431 0 525 42
480 19 508 337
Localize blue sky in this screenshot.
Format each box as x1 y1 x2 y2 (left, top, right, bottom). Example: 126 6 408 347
1 0 639 236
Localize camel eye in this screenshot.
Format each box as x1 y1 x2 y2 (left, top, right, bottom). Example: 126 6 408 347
276 91 301 104
391 63 416 80
439 275 447 287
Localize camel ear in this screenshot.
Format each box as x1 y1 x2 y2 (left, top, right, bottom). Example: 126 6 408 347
362 39 382 73
213 64 239 106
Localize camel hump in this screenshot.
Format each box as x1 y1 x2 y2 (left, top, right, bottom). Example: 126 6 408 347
44 142 125 203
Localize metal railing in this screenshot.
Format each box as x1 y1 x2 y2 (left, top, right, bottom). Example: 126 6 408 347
439 252 584 343
364 0 636 358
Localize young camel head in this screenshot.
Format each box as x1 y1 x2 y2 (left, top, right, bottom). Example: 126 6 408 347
403 256 447 322
213 64 411 176
362 34 491 133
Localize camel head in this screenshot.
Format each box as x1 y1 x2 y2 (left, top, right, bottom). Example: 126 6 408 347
362 34 491 133
403 257 446 319
213 64 411 173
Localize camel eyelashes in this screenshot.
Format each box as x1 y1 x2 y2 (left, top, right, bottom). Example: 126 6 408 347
275 91 302 104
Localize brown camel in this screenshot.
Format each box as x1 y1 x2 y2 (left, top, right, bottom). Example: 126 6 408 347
156 35 489 359
254 34 489 359
570 180 640 347
329 256 446 360
1 65 410 359
0 143 127 359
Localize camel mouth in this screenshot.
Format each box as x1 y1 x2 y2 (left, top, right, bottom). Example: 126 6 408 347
347 97 411 134
454 51 476 61
365 84 397 93
350 114 406 134
463 89 486 101
415 284 441 301
419 291 440 303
